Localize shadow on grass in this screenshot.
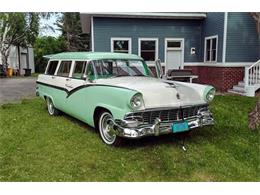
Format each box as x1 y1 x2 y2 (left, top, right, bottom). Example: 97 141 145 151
60 110 215 149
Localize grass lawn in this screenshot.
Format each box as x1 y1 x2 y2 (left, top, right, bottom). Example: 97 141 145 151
0 95 259 181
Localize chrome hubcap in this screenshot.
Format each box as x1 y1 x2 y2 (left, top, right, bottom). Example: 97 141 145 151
100 113 116 144
47 98 54 115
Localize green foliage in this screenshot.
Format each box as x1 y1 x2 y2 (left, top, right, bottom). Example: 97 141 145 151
0 95 259 181
0 13 40 67
57 12 90 51
33 36 67 73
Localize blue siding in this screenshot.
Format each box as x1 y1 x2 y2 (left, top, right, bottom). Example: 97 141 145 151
202 12 224 62
93 17 203 62
226 12 260 62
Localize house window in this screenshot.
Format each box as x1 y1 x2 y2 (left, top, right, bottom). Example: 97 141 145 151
139 38 158 61
204 36 218 62
57 61 72 77
111 38 131 53
46 61 59 75
167 41 181 49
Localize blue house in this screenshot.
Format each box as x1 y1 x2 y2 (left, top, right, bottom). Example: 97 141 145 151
80 12 260 96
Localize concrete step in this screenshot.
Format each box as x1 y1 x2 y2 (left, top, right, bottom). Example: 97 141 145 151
233 85 246 93
238 81 245 87
228 89 247 95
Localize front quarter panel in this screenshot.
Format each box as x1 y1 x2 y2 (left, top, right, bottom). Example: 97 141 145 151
65 85 138 127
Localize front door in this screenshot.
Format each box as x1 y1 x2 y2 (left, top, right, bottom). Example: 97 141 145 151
165 39 184 71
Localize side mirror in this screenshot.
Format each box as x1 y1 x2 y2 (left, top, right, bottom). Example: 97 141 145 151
155 59 164 79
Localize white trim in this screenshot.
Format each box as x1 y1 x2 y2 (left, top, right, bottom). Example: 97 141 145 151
184 62 255 67
204 35 218 63
164 38 185 73
69 60 75 77
222 12 228 63
138 38 159 63
110 37 132 54
91 16 94 52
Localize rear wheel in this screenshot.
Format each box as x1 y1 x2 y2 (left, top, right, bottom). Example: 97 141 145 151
98 111 122 146
46 97 60 116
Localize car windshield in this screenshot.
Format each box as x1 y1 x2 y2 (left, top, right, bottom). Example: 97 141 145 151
88 59 150 79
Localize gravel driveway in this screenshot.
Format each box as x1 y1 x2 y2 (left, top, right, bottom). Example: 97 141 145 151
0 77 37 104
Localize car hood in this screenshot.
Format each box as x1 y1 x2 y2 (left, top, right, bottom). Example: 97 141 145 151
95 76 206 109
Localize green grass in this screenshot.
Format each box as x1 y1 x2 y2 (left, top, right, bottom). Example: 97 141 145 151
0 95 259 181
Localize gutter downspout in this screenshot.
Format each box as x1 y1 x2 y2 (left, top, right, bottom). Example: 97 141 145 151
222 12 228 64
91 16 94 52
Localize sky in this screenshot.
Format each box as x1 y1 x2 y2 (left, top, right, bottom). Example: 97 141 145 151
39 13 62 37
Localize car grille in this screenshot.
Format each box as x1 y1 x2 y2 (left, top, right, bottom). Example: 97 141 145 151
124 105 208 124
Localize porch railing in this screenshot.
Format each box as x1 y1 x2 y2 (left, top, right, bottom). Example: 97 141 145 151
245 59 260 87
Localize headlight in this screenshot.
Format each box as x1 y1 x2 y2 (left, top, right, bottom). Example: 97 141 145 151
130 94 143 109
205 87 215 102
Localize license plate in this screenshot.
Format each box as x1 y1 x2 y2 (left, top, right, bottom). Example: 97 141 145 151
172 121 189 133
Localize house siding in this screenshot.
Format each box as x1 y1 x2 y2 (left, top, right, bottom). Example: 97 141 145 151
226 12 259 62
202 12 225 62
93 17 203 63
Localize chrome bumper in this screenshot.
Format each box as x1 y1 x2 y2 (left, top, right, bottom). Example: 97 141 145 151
112 109 214 139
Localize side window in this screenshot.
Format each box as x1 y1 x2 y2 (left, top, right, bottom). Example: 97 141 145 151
86 61 95 80
72 61 87 79
57 61 72 77
46 61 58 75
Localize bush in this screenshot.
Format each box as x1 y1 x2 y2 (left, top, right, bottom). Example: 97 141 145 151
33 36 67 73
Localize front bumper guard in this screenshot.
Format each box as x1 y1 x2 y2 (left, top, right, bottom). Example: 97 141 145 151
111 109 214 139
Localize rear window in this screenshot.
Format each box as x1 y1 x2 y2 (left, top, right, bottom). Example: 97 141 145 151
46 61 58 75
57 61 72 77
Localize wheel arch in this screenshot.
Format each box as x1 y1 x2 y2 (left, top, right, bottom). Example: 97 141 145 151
43 95 57 108
93 106 112 129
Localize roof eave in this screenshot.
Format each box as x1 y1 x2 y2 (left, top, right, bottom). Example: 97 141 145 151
81 12 207 20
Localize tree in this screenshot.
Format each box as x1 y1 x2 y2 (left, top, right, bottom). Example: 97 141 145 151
56 13 90 51
0 13 40 69
250 12 260 38
33 36 67 73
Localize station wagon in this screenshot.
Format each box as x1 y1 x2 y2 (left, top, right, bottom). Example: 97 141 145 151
36 52 215 146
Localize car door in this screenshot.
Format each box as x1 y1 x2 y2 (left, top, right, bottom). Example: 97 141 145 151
64 61 90 120
54 60 73 111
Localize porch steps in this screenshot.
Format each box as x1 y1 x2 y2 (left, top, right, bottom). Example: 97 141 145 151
228 60 260 97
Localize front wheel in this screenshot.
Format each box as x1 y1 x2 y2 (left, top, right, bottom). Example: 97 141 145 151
98 111 122 146
46 97 60 116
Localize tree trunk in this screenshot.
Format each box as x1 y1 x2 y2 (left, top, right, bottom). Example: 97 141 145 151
0 46 10 70
248 99 260 130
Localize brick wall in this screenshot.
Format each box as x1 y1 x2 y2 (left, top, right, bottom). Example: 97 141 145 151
184 66 245 92
148 65 244 92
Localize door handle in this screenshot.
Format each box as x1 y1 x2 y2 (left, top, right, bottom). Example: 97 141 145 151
51 76 55 79
66 78 71 81
65 84 73 88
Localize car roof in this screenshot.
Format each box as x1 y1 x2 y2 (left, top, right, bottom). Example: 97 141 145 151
44 52 143 61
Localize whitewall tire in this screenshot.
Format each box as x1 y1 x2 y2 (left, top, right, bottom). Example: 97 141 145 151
46 97 60 116
98 111 122 146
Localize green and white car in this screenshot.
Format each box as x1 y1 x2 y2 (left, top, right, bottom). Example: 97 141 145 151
36 52 215 146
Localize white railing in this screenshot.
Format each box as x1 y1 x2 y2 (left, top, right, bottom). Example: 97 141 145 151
245 59 260 87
